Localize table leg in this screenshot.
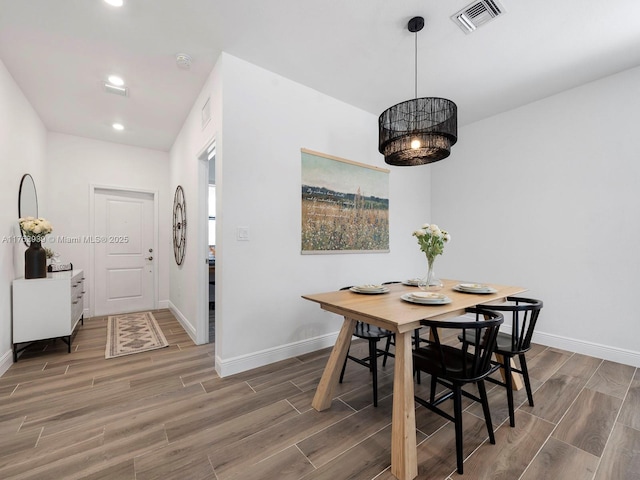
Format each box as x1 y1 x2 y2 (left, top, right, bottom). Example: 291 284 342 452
495 354 524 391
312 317 356 411
391 331 418 480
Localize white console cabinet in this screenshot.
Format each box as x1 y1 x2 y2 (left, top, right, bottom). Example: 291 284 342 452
12 269 85 361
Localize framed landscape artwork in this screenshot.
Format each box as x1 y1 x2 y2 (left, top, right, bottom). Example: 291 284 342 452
301 148 390 254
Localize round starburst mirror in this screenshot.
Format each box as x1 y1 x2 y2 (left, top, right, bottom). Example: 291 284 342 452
172 185 187 265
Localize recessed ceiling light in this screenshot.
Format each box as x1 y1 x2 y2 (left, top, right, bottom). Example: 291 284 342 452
112 123 124 131
104 0 124 7
107 75 124 86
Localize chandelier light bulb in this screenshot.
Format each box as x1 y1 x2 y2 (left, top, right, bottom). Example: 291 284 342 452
410 139 421 150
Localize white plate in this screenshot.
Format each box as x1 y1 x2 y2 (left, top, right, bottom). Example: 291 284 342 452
453 283 497 294
402 278 421 286
350 286 389 294
401 293 452 305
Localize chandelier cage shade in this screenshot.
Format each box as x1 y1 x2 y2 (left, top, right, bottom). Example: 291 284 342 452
378 97 457 166
378 17 458 166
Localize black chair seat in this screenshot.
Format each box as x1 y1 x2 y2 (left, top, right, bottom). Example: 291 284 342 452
413 343 501 383
353 322 393 340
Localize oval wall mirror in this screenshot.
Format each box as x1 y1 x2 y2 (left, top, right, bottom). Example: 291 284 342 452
18 174 38 245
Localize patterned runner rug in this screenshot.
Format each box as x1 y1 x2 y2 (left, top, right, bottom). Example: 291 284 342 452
105 311 169 359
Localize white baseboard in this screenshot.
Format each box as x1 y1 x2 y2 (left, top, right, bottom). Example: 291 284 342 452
157 300 169 309
0 349 13 377
533 330 640 368
215 332 339 378
167 301 197 344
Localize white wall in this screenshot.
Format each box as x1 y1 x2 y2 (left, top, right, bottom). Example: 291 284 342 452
433 65 640 366
0 59 48 374
46 133 171 315
169 53 433 375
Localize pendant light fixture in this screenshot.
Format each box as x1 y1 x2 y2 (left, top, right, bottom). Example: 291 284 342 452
378 17 457 166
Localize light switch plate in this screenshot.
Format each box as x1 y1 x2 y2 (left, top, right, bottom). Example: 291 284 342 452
237 226 249 241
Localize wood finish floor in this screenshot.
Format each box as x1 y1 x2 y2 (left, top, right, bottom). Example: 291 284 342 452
1 309 639 480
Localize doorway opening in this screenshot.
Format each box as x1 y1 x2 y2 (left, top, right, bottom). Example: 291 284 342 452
198 140 216 344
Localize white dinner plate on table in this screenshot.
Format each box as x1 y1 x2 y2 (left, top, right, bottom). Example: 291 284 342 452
350 285 390 294
453 283 497 294
401 292 452 305
402 278 421 286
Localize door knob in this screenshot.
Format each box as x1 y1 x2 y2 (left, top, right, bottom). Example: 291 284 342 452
149 248 153 253
147 256 153 261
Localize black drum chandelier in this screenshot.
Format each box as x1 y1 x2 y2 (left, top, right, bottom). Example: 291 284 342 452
378 16 457 166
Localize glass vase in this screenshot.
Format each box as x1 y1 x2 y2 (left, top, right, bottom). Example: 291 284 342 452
418 257 443 292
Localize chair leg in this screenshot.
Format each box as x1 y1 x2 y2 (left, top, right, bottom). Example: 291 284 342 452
478 380 496 444
453 385 464 474
430 375 437 403
519 353 534 407
382 335 392 367
369 339 379 407
502 357 515 427
339 345 350 384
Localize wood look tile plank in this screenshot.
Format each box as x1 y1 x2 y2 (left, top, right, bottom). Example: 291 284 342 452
297 394 393 467
225 446 314 480
594 422 640 480
617 368 640 431
585 360 635 399
29 382 205 436
523 354 602 424
0 426 41 459
246 355 333 392
165 381 301 443
2 380 131 427
298 425 398 480
80 459 136 480
3 427 166 480
0 433 106 478
526 348 573 384
520 436 598 480
552 388 622 457
135 400 298 480
209 400 354 479
460 410 555 479
11 376 95 399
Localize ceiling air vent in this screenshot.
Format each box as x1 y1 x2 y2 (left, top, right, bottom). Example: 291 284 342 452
452 0 505 34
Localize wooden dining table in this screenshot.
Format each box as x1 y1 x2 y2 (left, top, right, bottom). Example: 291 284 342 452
302 278 526 480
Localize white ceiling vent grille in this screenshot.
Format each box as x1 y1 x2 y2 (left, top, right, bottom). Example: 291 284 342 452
452 0 505 34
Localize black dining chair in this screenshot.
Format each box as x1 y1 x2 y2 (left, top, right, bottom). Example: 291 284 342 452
413 308 504 474
339 286 395 407
464 297 543 427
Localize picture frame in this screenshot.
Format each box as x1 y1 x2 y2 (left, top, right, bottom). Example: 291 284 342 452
301 148 390 254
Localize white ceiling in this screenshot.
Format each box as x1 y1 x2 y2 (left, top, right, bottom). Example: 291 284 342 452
1 0 640 152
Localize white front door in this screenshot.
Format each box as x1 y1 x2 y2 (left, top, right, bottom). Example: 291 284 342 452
94 189 155 316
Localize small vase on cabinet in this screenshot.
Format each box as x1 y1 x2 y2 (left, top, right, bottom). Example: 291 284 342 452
25 240 47 279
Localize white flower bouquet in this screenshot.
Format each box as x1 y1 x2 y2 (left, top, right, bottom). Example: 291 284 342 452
412 223 451 263
19 216 53 243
